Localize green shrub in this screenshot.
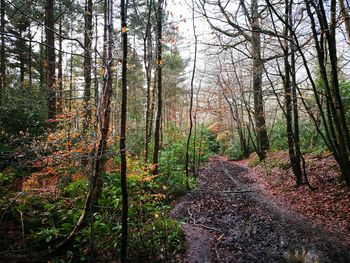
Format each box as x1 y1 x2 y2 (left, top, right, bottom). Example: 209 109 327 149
223 139 244 160
268 118 327 154
7 124 218 261
0 85 47 136
0 172 15 187
269 119 288 151
340 81 350 124
299 119 327 153
207 131 220 154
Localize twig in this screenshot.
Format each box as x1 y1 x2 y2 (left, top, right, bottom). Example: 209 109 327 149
193 223 223 232
215 233 225 261
0 192 24 224
187 208 222 233
20 211 25 239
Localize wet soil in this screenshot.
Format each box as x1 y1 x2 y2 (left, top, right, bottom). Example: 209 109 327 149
170 156 350 263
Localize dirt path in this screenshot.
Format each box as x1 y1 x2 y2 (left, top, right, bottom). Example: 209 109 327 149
171 156 350 263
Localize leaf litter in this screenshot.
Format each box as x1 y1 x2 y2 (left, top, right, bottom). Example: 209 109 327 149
171 155 350 262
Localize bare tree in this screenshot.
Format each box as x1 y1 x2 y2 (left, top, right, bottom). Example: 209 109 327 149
0 0 5 113
57 1 63 113
45 0 56 124
49 0 115 253
339 0 350 44
83 0 93 132
266 0 350 186
197 0 270 160
153 0 164 175
185 0 198 185
282 0 303 185
142 0 155 163
120 0 129 260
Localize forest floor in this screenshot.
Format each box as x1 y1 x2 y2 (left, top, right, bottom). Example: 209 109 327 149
171 156 350 263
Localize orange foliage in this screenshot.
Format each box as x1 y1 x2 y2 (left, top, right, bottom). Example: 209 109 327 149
142 175 158 182
23 130 93 192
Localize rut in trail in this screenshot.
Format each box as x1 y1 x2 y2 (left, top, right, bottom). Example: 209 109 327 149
171 156 350 263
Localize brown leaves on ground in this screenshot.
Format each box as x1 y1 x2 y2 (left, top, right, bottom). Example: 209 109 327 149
234 151 350 245
172 156 350 262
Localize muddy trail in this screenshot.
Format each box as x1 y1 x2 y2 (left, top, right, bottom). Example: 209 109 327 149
171 156 350 263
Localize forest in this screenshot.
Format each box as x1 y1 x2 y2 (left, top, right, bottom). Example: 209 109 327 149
0 0 350 262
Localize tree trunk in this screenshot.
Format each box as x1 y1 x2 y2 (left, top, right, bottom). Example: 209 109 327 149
19 30 25 85
120 0 128 260
284 0 302 185
94 12 99 109
266 0 350 185
197 121 204 172
185 0 198 185
49 1 115 251
69 27 75 130
339 0 350 45
290 0 303 186
0 0 5 108
306 0 350 185
143 0 153 163
57 6 63 113
327 0 350 185
90 0 114 205
45 0 56 124
40 28 44 91
192 78 202 174
251 0 269 160
83 0 93 132
28 26 33 89
153 0 164 175
102 0 108 68
148 72 157 148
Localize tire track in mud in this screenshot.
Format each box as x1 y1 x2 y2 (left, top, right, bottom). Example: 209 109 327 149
171 156 350 263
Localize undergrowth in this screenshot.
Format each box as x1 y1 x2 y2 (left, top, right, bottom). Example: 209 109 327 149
0 125 214 262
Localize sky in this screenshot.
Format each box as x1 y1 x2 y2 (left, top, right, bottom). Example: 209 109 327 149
166 0 215 85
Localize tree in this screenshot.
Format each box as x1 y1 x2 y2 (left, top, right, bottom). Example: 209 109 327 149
57 0 63 113
218 62 250 159
153 0 164 175
49 0 116 253
45 0 56 124
267 0 350 186
251 0 270 159
282 0 303 185
339 0 350 45
83 0 93 132
120 0 128 260
305 0 350 186
143 0 155 163
129 0 156 162
0 0 5 112
198 0 270 160
6 0 32 87
185 0 198 184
